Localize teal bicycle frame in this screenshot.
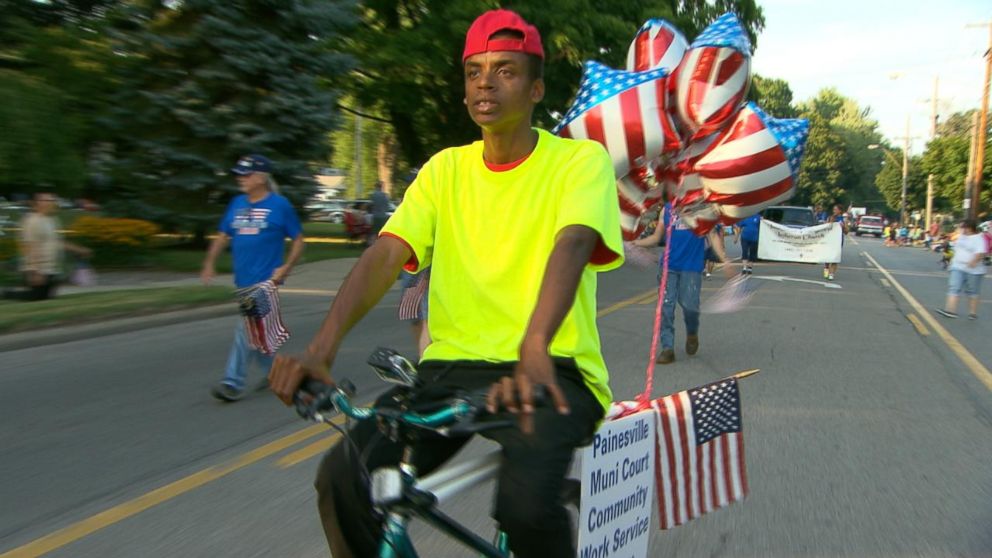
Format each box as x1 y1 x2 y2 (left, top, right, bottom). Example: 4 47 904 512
312 388 514 558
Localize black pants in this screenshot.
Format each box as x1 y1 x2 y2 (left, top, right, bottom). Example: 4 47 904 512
3 274 57 301
314 360 603 558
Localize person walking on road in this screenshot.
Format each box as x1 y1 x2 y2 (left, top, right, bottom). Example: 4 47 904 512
267 10 624 557
824 204 846 281
201 154 305 402
633 203 729 364
734 213 761 275
368 180 391 243
4 192 91 301
936 219 987 320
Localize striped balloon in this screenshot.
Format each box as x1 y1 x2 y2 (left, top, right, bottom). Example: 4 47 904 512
553 61 682 180
626 19 688 73
677 103 809 234
617 166 664 240
673 13 752 142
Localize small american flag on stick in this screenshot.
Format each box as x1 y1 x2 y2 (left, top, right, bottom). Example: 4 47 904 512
652 377 748 529
237 280 289 355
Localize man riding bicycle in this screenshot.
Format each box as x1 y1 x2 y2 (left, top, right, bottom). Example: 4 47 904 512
269 9 623 557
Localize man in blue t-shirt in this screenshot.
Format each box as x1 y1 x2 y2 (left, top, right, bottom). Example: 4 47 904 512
201 154 305 401
633 204 729 364
734 213 761 275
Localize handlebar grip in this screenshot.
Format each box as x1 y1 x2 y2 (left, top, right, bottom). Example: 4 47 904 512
293 379 335 419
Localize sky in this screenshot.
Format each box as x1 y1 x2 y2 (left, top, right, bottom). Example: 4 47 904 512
751 0 990 153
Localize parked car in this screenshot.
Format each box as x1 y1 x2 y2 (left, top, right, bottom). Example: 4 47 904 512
307 200 348 223
760 206 816 228
351 199 397 217
854 215 884 237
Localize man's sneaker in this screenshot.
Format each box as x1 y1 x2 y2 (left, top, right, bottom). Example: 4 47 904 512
968 313 978 320
704 271 712 279
656 349 675 364
827 274 835 281
936 308 958 319
211 382 244 402
686 334 699 356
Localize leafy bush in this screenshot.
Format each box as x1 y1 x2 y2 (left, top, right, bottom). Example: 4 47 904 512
0 236 17 262
71 216 160 266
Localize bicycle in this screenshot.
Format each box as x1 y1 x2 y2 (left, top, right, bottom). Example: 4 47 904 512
294 348 575 558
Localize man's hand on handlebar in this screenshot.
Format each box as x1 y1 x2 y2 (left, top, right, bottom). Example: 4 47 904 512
269 352 334 406
486 342 570 435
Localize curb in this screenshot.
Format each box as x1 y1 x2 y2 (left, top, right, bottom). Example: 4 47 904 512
0 304 234 353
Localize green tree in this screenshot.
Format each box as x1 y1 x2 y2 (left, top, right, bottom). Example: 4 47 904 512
339 0 764 168
874 150 925 215
920 136 970 212
330 105 391 199
0 4 116 197
748 74 796 118
923 110 992 216
102 0 355 237
795 112 845 207
795 88 884 209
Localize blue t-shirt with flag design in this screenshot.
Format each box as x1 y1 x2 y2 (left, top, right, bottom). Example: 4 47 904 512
219 193 302 288
661 204 706 272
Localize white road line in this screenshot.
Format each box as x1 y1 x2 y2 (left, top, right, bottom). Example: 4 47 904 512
863 252 992 392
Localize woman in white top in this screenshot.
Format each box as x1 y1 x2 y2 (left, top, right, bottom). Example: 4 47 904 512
937 219 988 320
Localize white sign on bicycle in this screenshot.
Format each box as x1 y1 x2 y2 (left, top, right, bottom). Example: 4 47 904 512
577 409 656 558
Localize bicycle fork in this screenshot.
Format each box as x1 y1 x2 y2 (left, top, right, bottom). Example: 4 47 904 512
374 447 509 558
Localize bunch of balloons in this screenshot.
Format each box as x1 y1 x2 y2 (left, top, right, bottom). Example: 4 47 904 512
553 13 810 238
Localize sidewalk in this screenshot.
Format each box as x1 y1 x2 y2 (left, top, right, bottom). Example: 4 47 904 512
0 257 362 352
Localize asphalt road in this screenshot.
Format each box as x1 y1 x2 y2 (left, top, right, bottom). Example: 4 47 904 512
1 239 990 558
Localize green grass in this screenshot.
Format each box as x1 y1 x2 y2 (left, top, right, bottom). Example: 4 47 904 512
302 221 345 237
146 240 360 273
0 286 234 334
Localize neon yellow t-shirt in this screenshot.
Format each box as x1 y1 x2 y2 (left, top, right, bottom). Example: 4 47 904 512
381 128 624 411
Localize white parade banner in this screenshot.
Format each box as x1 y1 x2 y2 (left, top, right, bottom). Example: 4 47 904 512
578 409 656 558
756 220 842 264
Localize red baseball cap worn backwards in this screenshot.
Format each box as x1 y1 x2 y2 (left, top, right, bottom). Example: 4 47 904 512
462 9 544 62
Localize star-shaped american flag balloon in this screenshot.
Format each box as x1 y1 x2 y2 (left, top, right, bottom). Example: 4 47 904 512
553 61 682 180
626 18 688 73
673 13 753 142
677 102 809 234
554 12 808 239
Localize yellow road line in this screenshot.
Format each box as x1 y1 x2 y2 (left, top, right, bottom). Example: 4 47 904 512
906 313 930 336
597 289 656 317
276 432 343 469
4 287 708 556
863 252 992 391
0 423 331 558
880 278 892 288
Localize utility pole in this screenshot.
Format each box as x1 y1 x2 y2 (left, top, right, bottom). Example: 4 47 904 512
965 111 980 214
901 115 910 225
925 75 939 230
966 21 992 220
930 75 940 138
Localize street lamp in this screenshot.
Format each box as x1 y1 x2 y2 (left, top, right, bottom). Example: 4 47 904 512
868 144 909 225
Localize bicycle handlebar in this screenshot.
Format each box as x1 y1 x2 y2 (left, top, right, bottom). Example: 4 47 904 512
294 378 547 437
